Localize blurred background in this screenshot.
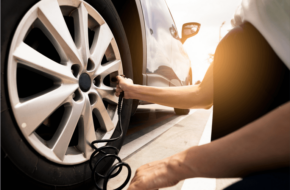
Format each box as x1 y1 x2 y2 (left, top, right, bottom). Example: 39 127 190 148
166 0 242 84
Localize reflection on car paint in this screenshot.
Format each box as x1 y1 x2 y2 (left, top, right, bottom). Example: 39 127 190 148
140 0 191 86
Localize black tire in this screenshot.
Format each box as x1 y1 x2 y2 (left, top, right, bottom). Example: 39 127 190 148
131 99 139 116
1 0 133 189
174 108 190 115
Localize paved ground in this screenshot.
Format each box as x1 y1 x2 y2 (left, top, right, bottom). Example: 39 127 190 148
104 104 241 190
2 104 241 190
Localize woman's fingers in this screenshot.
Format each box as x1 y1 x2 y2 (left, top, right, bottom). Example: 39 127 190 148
115 75 134 99
116 85 123 92
127 158 180 190
115 84 123 97
116 75 124 84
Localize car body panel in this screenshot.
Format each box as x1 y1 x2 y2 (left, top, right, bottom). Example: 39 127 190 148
171 37 191 85
138 0 191 87
140 0 172 79
166 3 191 86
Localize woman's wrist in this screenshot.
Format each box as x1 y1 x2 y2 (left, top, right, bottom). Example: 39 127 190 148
167 148 199 181
125 83 138 99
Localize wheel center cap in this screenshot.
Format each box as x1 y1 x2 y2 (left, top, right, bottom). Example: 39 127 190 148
79 73 91 92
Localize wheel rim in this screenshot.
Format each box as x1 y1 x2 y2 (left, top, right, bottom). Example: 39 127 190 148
7 0 123 165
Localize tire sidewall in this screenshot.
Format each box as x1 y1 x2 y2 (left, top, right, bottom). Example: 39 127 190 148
1 0 132 188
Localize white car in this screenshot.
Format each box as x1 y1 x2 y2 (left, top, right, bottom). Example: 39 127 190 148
1 0 200 188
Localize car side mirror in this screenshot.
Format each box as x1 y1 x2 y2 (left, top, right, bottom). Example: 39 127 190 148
181 22 201 44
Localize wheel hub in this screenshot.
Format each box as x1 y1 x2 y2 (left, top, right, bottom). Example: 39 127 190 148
79 73 91 92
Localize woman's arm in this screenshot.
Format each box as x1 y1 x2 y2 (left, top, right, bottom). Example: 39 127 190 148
128 101 290 190
115 63 213 109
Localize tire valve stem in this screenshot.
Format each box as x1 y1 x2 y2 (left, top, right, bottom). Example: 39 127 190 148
89 77 131 190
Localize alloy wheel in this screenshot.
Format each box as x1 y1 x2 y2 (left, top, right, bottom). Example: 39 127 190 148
7 0 123 165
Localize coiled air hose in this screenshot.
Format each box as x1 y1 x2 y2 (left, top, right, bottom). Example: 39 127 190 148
89 90 131 190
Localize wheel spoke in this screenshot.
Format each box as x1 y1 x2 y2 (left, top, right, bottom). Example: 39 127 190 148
78 96 97 158
96 85 118 104
48 100 84 161
95 60 121 78
14 84 78 136
90 23 113 67
92 95 115 132
72 2 90 67
38 0 82 65
14 42 77 83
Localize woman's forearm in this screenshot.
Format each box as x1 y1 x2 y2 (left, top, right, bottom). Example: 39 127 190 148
126 85 211 109
176 101 290 179
118 64 214 109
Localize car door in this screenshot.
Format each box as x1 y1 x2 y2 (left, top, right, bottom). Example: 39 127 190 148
166 4 191 86
140 0 174 87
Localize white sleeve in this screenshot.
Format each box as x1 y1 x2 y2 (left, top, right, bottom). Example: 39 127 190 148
231 4 243 28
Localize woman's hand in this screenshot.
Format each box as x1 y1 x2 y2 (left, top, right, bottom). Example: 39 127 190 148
128 152 193 190
115 75 134 99
127 158 179 190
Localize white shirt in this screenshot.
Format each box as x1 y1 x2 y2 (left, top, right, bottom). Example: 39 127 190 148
231 0 290 70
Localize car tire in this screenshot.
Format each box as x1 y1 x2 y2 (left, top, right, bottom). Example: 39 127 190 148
131 99 139 116
1 0 132 189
